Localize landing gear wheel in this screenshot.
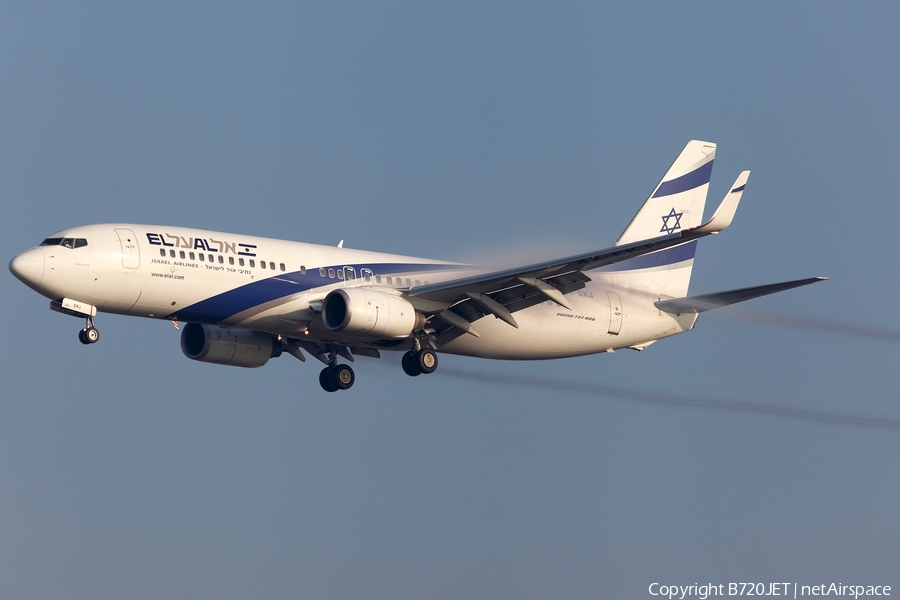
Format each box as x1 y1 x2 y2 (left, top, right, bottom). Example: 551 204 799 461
416 349 438 374
319 366 339 392
333 364 355 390
402 351 422 377
79 327 99 345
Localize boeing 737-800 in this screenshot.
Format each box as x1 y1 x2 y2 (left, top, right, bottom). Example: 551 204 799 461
9 141 824 391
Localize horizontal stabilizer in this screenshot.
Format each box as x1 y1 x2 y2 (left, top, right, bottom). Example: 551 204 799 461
655 277 827 314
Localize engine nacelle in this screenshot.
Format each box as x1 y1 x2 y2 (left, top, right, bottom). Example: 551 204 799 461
322 287 423 338
180 323 279 368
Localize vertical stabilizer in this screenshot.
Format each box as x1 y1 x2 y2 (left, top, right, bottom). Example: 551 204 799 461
617 140 716 245
597 141 717 298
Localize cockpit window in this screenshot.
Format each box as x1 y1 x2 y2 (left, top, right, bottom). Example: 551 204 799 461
40 237 88 248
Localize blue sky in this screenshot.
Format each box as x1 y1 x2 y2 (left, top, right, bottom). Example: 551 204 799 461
2 3 898 598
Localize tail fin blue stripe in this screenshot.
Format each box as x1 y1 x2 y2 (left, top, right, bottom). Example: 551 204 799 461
652 161 714 198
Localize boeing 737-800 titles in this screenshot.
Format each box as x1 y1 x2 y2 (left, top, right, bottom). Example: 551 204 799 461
9 141 824 391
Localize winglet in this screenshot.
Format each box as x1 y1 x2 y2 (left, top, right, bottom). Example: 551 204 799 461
693 170 750 234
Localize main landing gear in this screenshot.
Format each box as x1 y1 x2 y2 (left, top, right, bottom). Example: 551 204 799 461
402 348 438 377
316 342 438 391
78 317 100 345
319 363 355 392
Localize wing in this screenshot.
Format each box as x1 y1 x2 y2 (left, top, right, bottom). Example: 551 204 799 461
409 172 748 340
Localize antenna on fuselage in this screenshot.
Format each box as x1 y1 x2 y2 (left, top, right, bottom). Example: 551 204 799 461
337 240 344 248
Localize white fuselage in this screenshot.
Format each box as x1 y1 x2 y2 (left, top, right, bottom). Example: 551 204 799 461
11 223 697 360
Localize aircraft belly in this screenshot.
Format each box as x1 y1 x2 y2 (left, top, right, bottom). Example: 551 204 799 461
441 293 622 360
227 295 319 336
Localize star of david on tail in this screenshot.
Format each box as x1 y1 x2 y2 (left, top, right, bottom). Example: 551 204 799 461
660 208 683 234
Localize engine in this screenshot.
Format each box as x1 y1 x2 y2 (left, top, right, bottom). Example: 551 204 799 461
322 288 424 339
180 323 280 368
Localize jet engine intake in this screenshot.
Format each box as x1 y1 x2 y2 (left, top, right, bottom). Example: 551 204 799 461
180 322 278 368
322 288 424 338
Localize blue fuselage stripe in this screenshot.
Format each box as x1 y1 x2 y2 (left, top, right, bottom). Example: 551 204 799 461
169 262 458 323
598 241 697 272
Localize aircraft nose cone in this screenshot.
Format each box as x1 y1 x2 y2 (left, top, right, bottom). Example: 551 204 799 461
9 247 45 288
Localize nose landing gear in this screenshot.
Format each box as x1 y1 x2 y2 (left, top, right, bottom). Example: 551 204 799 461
78 317 100 345
49 299 100 345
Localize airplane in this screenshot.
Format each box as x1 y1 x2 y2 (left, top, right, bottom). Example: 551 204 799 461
9 141 825 392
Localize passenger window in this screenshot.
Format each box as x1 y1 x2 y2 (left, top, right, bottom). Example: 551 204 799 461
319 267 326 277
74 239 88 248
406 279 411 286
189 252 195 260
199 253 205 261
261 261 266 269
208 254 214 262
218 255 224 264
300 266 307 275
250 259 256 267
337 270 344 280
375 275 381 283
170 250 176 258
279 263 285 272
239 258 245 266
159 249 166 257
271 262 276 270
415 280 420 286
328 268 335 278
180 251 186 259
364 272 371 282
386 276 392 285
229 256 234 265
